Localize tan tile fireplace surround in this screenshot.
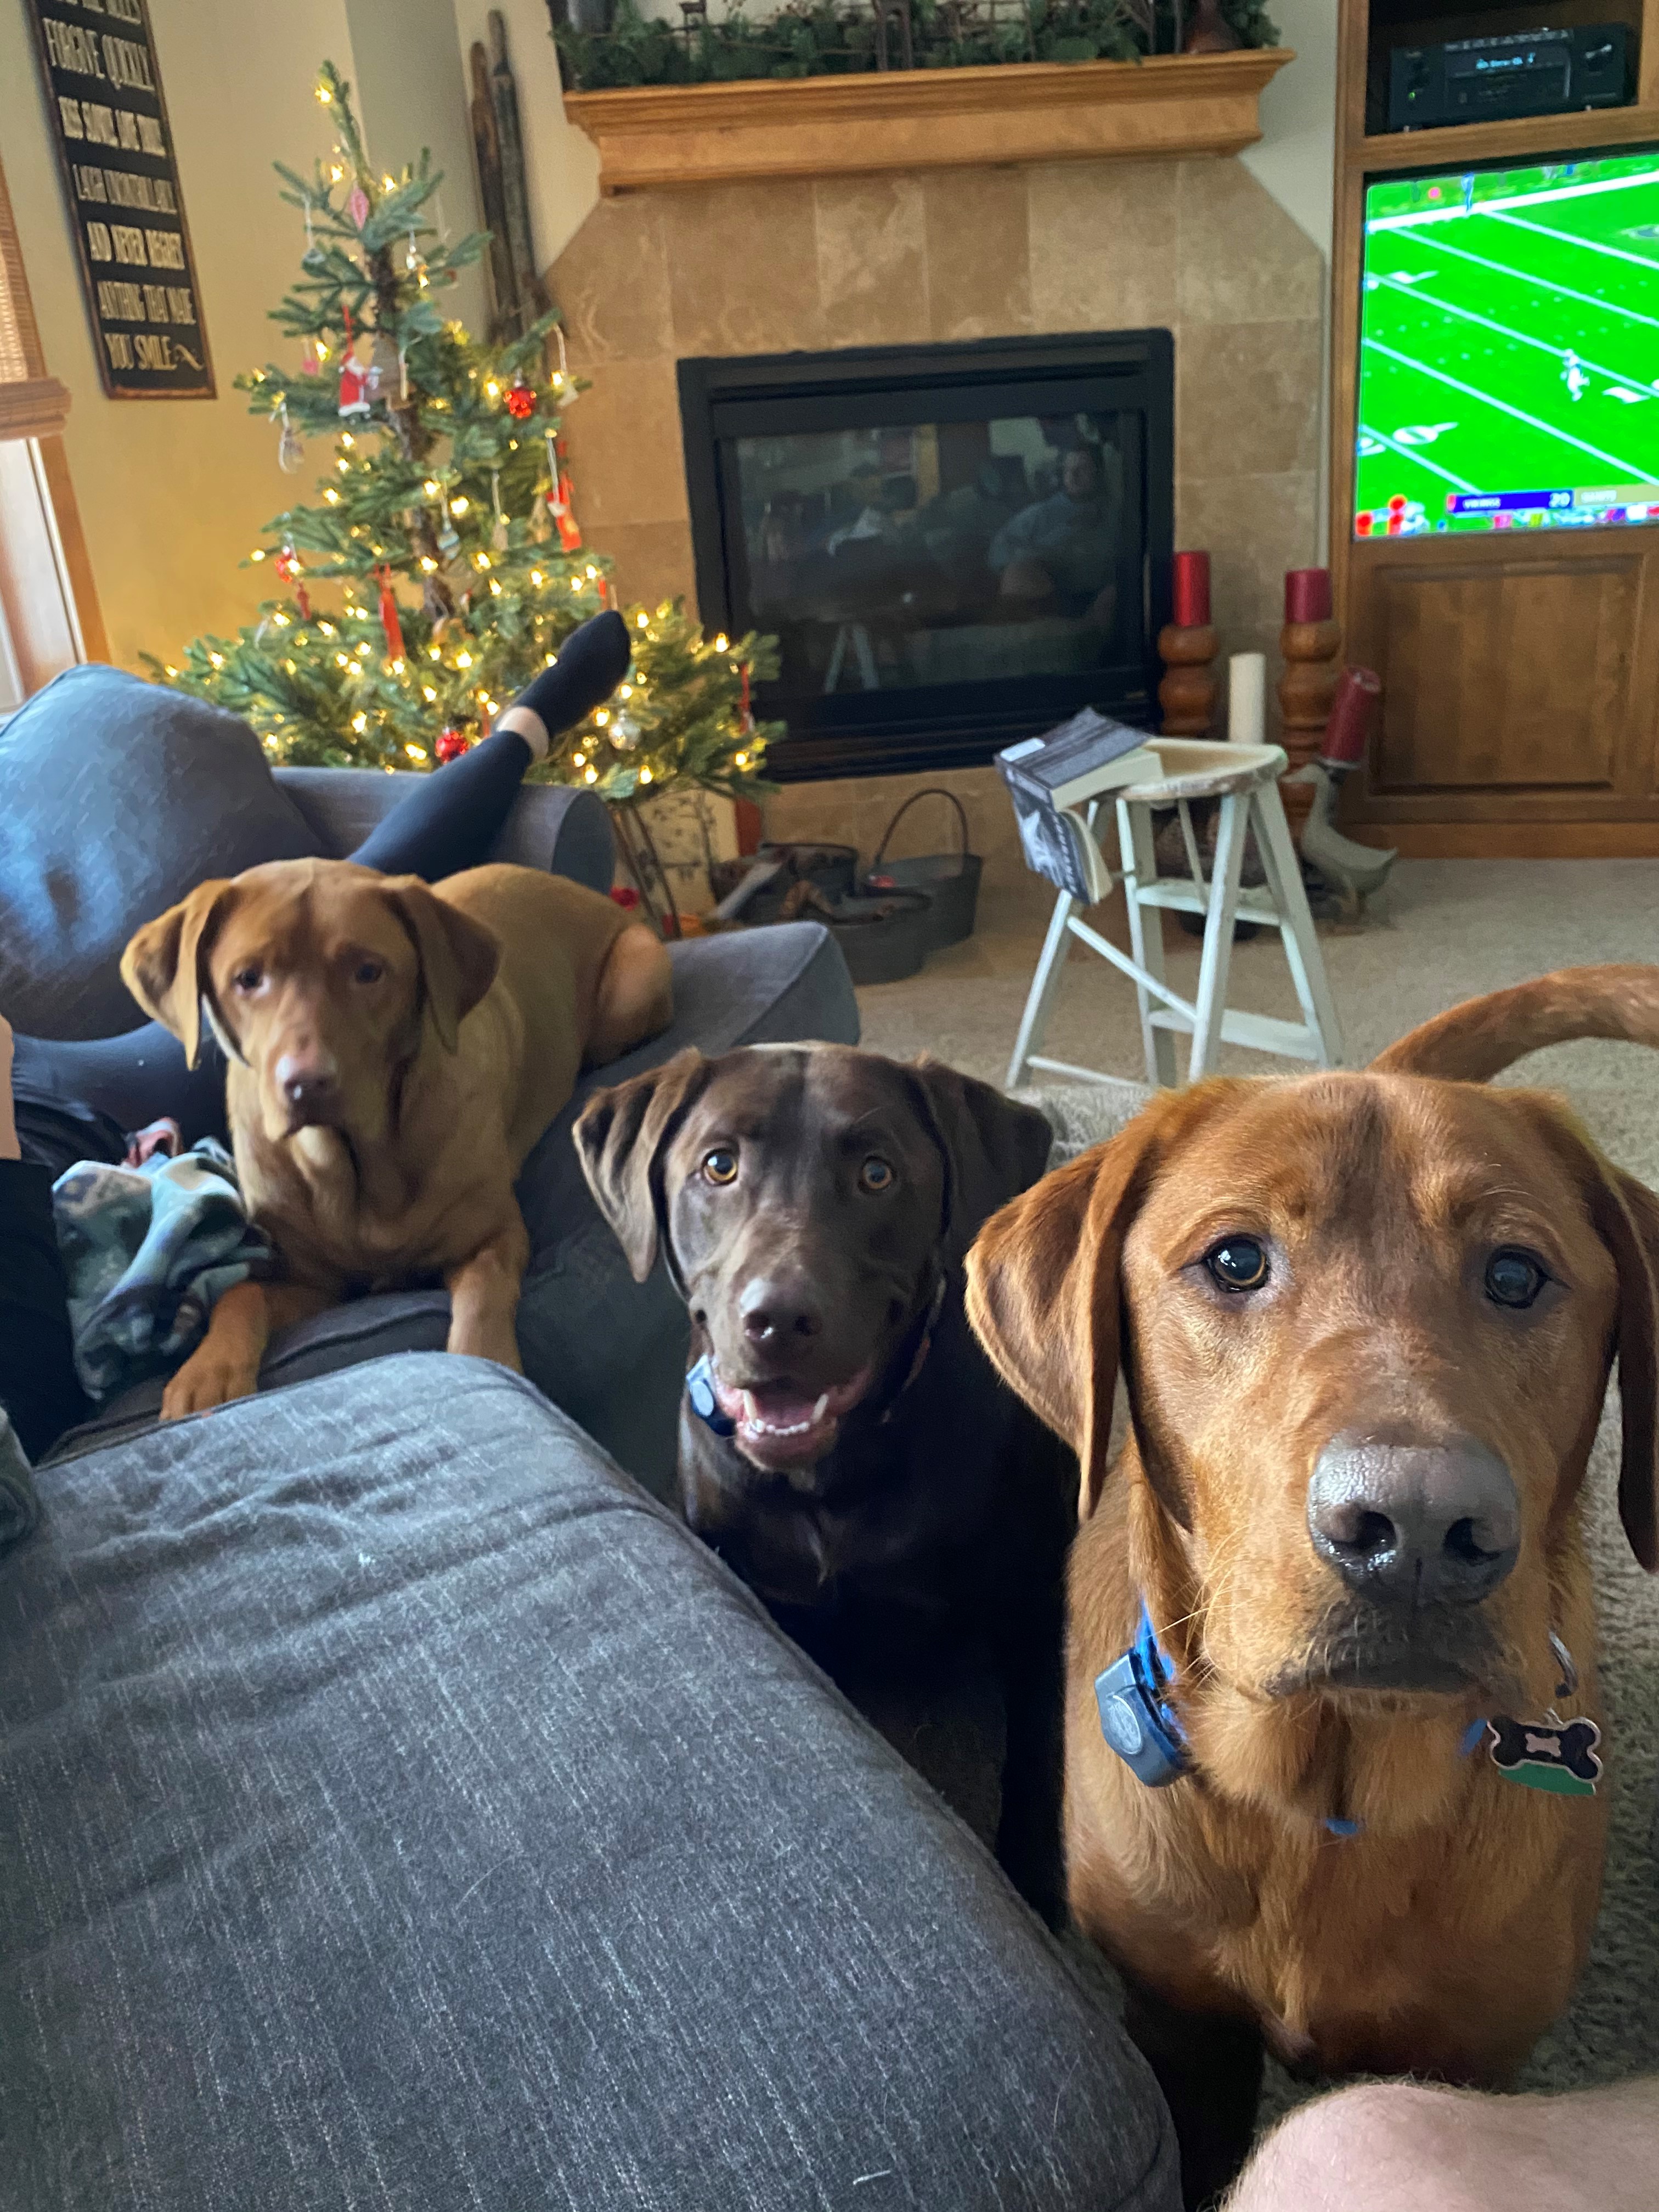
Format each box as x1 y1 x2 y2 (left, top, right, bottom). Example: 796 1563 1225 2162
550 148 1323 927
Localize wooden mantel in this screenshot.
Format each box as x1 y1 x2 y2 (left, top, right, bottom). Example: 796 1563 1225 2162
564 48 1294 196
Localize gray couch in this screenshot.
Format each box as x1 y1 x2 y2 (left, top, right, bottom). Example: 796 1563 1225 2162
1 669 1177 2209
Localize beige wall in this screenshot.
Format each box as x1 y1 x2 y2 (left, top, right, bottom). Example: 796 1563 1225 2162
0 0 490 677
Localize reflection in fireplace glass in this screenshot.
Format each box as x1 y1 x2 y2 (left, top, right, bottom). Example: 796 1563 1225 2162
732 410 1138 697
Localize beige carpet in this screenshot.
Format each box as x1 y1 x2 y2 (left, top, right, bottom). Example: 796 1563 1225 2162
855 858 1659 2097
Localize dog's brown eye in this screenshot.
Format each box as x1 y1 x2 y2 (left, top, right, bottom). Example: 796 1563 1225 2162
1486 1248 1546 1309
859 1156 895 1194
702 1148 738 1186
353 959 385 985
1205 1237 1269 1293
232 965 262 993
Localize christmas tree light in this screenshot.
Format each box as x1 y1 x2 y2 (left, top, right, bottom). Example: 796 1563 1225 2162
150 60 777 804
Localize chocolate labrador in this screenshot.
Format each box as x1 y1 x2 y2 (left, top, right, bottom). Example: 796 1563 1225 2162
966 964 1659 2205
575 1042 1077 1915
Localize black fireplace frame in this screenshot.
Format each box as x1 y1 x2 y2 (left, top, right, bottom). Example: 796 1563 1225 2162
677 330 1175 782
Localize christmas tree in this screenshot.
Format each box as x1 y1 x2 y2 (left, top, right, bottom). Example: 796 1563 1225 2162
150 61 777 807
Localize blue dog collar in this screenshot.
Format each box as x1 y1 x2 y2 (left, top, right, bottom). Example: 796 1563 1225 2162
1094 1602 1189 1789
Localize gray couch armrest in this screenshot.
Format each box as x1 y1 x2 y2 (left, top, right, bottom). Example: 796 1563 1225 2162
274 769 614 893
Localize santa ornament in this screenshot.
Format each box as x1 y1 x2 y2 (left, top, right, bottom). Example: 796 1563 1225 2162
338 333 381 419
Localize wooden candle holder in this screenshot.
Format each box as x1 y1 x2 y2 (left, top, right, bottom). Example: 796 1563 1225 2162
1278 570 1341 832
1158 619 1219 734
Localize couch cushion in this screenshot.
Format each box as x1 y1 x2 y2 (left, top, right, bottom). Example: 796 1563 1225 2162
0 666 322 1039
4 1358 1176 2212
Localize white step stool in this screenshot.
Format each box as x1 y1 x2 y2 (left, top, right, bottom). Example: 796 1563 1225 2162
1006 738 1344 1091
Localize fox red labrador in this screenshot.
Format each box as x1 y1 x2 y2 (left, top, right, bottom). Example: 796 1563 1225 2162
966 964 1659 2204
122 859 670 1417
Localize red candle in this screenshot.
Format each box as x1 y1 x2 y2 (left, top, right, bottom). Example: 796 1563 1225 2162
1321 666 1382 767
1171 550 1211 629
1285 567 1333 624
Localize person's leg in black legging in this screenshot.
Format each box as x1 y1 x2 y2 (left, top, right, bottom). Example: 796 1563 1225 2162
8 611 631 1144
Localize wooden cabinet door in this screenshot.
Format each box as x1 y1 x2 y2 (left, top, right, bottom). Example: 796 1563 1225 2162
1348 538 1658 821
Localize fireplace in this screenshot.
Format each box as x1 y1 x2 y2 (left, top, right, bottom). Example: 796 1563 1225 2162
677 331 1173 781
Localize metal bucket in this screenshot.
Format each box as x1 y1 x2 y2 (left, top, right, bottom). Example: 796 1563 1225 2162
863 790 981 950
826 887 935 985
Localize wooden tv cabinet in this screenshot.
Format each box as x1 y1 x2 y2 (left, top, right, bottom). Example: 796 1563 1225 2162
1333 0 1659 855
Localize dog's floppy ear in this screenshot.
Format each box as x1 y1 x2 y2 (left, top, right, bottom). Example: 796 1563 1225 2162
904 1056 1055 1254
966 1099 1180 1518
381 877 500 1054
574 1048 714 1284
121 880 239 1071
1522 1096 1659 1571
1588 1165 1659 1572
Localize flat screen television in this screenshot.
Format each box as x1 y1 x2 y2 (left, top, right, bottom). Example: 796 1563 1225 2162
1355 147 1659 541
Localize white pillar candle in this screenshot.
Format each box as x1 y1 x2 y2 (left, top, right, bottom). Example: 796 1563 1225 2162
1228 652 1266 747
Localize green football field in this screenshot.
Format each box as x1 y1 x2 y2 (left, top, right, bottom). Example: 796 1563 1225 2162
1355 152 1659 535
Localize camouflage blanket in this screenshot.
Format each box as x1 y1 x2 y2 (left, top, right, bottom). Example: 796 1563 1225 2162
52 1140 269 1400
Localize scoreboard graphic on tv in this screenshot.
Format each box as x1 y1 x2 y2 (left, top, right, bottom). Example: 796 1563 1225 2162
1355 149 1659 540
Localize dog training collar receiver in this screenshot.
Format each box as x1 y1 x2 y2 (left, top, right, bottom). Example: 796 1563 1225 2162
1096 1603 1366 1834
686 1352 736 1437
1094 1601 1188 1789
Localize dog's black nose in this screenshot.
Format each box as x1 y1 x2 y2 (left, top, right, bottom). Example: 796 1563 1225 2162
739 1279 823 1346
276 1052 341 1118
1307 1436 1520 1605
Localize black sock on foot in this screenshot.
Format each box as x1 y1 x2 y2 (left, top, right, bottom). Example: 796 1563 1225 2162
509 610 632 742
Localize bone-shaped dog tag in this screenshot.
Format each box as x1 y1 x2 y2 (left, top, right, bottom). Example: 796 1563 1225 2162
1485 1714 1602 1797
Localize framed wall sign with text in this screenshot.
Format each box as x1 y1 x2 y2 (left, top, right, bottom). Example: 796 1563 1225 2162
26 0 214 399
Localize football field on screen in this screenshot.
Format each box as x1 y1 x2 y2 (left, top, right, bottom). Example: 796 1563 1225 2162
1355 153 1659 527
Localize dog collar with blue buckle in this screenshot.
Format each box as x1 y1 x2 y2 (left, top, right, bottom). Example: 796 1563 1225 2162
1094 1602 1368 1834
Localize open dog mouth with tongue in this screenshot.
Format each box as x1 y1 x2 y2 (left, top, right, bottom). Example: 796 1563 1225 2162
707 1360 877 1472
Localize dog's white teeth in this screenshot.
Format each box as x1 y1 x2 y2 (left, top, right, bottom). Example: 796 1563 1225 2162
812 1394 830 1422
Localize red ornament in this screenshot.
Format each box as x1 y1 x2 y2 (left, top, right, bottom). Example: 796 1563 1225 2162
374 564 405 661
275 544 313 621
435 727 470 764
505 378 537 421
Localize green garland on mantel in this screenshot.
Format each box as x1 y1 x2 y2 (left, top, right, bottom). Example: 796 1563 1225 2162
552 0 1279 94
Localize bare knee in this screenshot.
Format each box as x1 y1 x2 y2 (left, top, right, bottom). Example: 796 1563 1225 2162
1227 2083 1499 2212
